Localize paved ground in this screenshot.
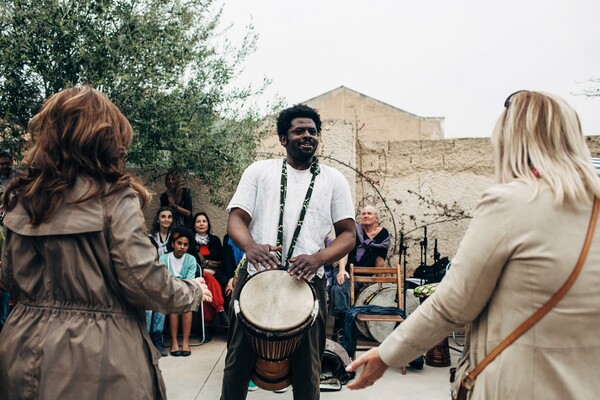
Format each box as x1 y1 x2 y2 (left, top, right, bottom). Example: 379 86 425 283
160 333 461 400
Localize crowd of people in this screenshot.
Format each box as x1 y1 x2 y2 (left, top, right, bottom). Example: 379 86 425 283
1 86 600 400
145 176 235 355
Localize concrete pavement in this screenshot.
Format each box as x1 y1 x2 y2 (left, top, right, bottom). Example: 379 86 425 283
160 333 460 400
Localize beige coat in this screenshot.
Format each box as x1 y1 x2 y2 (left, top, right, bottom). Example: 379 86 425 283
0 180 202 399
379 180 600 399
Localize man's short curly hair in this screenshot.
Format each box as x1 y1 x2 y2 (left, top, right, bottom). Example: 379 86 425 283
276 104 322 137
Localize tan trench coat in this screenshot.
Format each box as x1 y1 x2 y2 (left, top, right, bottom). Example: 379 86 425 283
0 180 202 399
378 180 600 399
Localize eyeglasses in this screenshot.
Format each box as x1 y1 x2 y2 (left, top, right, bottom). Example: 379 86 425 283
504 90 529 108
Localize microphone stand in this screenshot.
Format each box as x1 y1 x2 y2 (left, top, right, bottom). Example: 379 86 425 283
419 226 428 284
400 233 406 310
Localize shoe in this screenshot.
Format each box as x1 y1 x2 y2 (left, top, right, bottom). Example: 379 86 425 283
170 347 182 357
248 381 258 392
319 377 342 392
273 387 288 393
180 344 191 357
217 311 230 328
157 345 169 357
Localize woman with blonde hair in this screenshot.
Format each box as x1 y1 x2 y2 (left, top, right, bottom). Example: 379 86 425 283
0 86 211 399
347 91 600 399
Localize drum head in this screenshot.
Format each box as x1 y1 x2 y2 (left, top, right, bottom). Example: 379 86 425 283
354 283 394 340
365 287 399 343
239 269 315 331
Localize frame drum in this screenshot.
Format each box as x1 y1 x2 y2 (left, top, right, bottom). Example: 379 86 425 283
354 283 419 342
235 269 319 390
365 287 400 342
354 283 393 340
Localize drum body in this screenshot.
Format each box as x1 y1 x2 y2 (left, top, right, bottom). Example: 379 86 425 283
235 269 319 390
414 283 451 367
354 283 418 342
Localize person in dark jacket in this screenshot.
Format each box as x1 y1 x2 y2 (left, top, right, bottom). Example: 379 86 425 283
190 212 229 334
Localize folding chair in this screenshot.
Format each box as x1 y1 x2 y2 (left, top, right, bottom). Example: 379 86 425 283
350 263 407 374
191 263 206 345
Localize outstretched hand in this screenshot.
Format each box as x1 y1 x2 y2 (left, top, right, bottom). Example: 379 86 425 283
346 348 389 390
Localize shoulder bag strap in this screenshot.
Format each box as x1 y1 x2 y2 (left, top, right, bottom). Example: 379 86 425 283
463 196 599 387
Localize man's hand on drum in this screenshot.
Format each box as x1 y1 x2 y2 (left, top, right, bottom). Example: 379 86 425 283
336 269 350 285
194 277 213 302
346 348 389 390
245 242 282 270
288 254 322 280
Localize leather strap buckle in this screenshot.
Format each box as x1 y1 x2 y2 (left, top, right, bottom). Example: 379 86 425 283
461 372 475 390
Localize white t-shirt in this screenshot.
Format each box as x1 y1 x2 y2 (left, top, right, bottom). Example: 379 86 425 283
168 252 184 277
227 158 355 277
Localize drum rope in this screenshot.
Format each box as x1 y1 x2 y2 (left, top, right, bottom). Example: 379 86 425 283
276 157 321 268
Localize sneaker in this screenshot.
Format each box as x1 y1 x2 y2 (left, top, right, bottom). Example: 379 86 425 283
217 311 230 328
248 381 258 392
273 387 288 393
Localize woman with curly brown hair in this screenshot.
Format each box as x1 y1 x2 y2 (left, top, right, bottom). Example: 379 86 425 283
0 85 211 400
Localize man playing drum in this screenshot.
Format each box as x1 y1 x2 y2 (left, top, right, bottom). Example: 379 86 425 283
221 104 356 400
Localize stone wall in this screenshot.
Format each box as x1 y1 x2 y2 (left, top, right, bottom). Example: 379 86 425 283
352 135 600 273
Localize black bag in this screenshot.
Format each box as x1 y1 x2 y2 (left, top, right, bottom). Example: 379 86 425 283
321 339 355 386
413 257 450 283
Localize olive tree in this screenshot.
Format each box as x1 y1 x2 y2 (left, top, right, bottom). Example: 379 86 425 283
0 0 269 202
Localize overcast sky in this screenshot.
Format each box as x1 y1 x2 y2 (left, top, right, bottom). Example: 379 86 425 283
220 0 600 138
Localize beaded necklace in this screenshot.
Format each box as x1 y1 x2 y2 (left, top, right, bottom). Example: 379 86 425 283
276 158 320 268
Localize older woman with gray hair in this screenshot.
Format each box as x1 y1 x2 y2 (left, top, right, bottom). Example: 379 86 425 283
347 91 600 400
330 205 391 337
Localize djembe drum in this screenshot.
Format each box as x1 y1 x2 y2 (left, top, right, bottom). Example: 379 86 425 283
235 269 319 390
414 282 451 367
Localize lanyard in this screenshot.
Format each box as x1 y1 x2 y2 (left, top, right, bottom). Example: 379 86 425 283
276 158 320 267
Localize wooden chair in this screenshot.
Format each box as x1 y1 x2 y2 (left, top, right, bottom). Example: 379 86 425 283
350 263 406 374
